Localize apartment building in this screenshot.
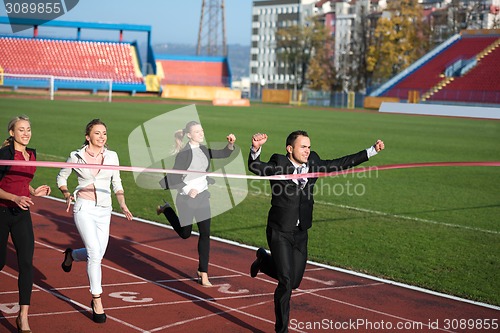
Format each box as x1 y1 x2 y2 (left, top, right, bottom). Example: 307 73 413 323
250 0 317 97
250 0 498 97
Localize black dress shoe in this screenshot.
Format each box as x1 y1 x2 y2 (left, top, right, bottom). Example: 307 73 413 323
91 297 107 323
16 316 31 333
250 247 267 278
61 248 73 273
156 201 171 215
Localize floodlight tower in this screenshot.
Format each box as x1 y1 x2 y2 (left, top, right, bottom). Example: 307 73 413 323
196 0 227 56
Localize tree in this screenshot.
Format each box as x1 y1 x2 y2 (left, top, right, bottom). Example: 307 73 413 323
306 22 337 91
367 0 430 82
275 17 331 91
306 45 338 91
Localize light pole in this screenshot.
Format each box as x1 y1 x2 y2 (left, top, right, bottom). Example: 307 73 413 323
294 57 298 103
340 50 346 108
342 50 352 108
260 78 266 101
254 74 259 101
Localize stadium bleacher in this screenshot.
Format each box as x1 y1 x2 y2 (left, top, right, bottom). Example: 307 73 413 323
0 37 143 84
382 35 498 103
428 44 500 104
156 55 230 87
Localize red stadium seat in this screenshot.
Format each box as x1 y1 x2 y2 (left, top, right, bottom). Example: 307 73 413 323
0 37 144 84
383 36 498 103
158 59 229 87
429 45 500 103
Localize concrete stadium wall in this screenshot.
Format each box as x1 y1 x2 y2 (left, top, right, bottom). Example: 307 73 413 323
379 102 500 120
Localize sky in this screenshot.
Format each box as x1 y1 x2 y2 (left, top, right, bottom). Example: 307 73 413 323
0 0 253 46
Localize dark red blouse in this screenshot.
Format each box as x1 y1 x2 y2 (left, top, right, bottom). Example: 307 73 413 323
0 150 36 207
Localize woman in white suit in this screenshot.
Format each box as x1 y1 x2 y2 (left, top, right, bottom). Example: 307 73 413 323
56 119 133 324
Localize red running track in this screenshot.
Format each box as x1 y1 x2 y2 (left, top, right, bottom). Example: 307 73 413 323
1 197 498 333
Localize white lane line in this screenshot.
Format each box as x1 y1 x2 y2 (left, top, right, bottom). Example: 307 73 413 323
0 270 150 332
293 287 456 333
148 298 278 332
304 267 324 272
38 274 242 293
320 201 499 235
37 153 66 160
30 210 383 333
302 276 336 286
245 189 498 234
35 197 500 313
32 233 281 332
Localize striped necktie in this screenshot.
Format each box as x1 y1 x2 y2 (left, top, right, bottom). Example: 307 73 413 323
296 165 306 189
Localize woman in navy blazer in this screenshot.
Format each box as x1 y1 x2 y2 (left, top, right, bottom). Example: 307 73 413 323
157 121 236 286
248 130 384 333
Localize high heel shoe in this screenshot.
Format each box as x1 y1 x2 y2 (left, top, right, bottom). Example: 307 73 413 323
91 296 106 323
197 270 213 287
61 248 73 273
156 200 171 215
16 316 32 333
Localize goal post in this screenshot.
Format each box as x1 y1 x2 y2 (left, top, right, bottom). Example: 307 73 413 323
0 73 113 102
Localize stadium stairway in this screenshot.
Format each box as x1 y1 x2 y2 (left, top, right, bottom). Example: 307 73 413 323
384 35 497 99
369 31 500 105
425 38 500 104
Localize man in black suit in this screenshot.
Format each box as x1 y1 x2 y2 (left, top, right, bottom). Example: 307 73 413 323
248 130 384 333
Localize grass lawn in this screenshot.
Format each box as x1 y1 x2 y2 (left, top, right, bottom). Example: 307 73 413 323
1 97 499 306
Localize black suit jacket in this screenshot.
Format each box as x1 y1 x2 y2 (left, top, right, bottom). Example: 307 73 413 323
163 144 234 190
248 149 368 231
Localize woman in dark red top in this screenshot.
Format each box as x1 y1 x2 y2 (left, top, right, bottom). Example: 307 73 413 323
0 115 51 333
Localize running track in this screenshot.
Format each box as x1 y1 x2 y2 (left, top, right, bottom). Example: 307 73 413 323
1 197 498 333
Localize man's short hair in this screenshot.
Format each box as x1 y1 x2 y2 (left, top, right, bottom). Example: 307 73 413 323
286 130 309 148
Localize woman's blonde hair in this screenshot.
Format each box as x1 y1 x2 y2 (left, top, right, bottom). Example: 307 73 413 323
2 115 31 148
172 121 200 154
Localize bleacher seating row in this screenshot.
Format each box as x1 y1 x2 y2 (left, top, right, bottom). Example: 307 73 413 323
429 45 500 104
157 59 229 87
383 35 498 103
0 37 143 84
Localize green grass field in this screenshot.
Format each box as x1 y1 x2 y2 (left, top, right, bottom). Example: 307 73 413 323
1 97 499 306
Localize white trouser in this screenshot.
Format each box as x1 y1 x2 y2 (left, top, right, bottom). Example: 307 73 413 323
72 198 112 295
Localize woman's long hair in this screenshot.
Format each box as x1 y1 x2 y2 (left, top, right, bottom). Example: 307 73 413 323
172 121 200 154
2 115 31 148
82 119 108 148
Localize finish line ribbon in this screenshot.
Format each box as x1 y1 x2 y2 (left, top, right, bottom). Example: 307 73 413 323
1 160 499 181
